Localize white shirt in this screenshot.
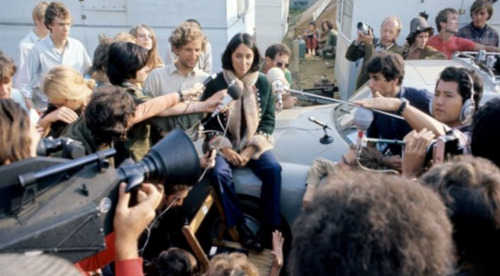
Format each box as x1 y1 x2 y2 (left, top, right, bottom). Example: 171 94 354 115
164 42 213 74
14 30 45 89
17 35 91 111
144 62 208 98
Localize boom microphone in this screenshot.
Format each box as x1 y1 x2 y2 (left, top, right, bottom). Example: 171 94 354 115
211 81 241 117
353 108 374 158
266 68 288 111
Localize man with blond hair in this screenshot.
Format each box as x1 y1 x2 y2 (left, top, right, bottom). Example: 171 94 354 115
145 21 222 140
18 1 91 112
14 1 49 90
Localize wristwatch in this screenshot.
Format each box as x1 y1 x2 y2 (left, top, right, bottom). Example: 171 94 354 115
177 90 184 102
397 98 409 115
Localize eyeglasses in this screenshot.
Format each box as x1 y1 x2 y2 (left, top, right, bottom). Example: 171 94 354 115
276 61 289 68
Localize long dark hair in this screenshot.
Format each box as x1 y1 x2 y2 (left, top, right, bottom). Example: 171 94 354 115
221 33 261 73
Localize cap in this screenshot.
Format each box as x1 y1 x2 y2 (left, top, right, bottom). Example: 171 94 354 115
409 16 434 36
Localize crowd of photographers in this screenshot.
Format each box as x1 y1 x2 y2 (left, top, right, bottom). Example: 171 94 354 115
2 0 500 276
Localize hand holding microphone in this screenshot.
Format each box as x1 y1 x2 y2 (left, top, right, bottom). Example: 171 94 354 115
211 81 242 117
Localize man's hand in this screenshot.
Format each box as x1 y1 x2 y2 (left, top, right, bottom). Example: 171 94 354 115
402 129 435 179
181 82 204 100
282 93 298 109
221 147 244 167
48 106 79 124
114 182 163 261
239 146 256 167
356 96 402 112
200 148 216 169
356 29 374 45
202 89 226 113
382 155 402 171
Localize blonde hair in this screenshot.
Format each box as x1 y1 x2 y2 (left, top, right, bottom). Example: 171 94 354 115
205 253 259 276
32 1 48 21
169 21 207 51
129 24 164 71
114 31 137 43
43 65 94 102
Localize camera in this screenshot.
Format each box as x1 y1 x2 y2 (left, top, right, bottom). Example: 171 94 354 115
357 22 372 35
425 130 464 164
37 137 85 159
0 129 200 262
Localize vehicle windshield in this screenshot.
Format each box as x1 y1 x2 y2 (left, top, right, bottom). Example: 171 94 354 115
333 85 372 144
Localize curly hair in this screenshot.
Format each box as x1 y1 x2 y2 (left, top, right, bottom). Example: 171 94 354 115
44 1 71 30
289 171 453 276
420 156 500 274
0 99 32 164
85 85 137 145
169 21 207 52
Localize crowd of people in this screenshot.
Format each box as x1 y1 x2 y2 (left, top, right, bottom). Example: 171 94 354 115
2 0 500 276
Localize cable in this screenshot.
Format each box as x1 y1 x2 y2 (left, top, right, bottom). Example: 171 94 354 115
139 93 232 256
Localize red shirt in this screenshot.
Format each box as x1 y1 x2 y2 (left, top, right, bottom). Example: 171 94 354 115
75 233 144 276
427 35 476 59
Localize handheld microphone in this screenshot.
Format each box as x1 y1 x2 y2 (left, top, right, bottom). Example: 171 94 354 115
211 81 241 118
266 68 288 111
353 107 374 158
308 116 331 130
203 73 218 86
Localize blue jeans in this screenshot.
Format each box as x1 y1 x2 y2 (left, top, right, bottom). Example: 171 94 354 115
210 150 282 229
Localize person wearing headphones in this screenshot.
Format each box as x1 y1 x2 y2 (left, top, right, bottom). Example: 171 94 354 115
357 66 482 136
356 67 482 178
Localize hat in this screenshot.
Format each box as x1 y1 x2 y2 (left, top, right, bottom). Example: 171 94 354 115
409 16 434 36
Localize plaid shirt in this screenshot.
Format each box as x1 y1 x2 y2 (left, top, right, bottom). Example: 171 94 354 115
458 23 499 47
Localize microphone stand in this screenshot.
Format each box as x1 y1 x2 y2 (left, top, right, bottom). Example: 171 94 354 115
286 88 405 120
319 124 334 144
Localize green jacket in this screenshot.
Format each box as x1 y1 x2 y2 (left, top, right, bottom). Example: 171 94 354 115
345 40 403 89
401 45 447 60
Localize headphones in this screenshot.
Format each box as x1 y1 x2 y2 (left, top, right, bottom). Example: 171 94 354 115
429 70 475 125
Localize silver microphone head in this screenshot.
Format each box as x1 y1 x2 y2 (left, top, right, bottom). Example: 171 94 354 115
353 107 374 130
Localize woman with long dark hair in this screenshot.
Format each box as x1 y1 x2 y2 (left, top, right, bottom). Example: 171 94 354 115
201 33 281 251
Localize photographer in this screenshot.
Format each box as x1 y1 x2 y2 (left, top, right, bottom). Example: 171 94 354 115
345 16 403 89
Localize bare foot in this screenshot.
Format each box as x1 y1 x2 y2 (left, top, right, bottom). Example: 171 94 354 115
269 230 284 276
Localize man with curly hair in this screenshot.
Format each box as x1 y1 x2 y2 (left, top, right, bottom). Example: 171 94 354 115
145 21 222 141
289 171 454 276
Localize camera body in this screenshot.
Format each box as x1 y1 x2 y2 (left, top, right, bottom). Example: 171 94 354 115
357 22 372 35
425 130 464 164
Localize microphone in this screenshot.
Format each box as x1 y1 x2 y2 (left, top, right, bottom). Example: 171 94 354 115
203 73 217 86
353 107 374 158
266 68 288 111
211 81 242 118
308 116 331 130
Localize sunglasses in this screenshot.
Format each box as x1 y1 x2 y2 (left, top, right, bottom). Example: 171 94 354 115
276 61 289 68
